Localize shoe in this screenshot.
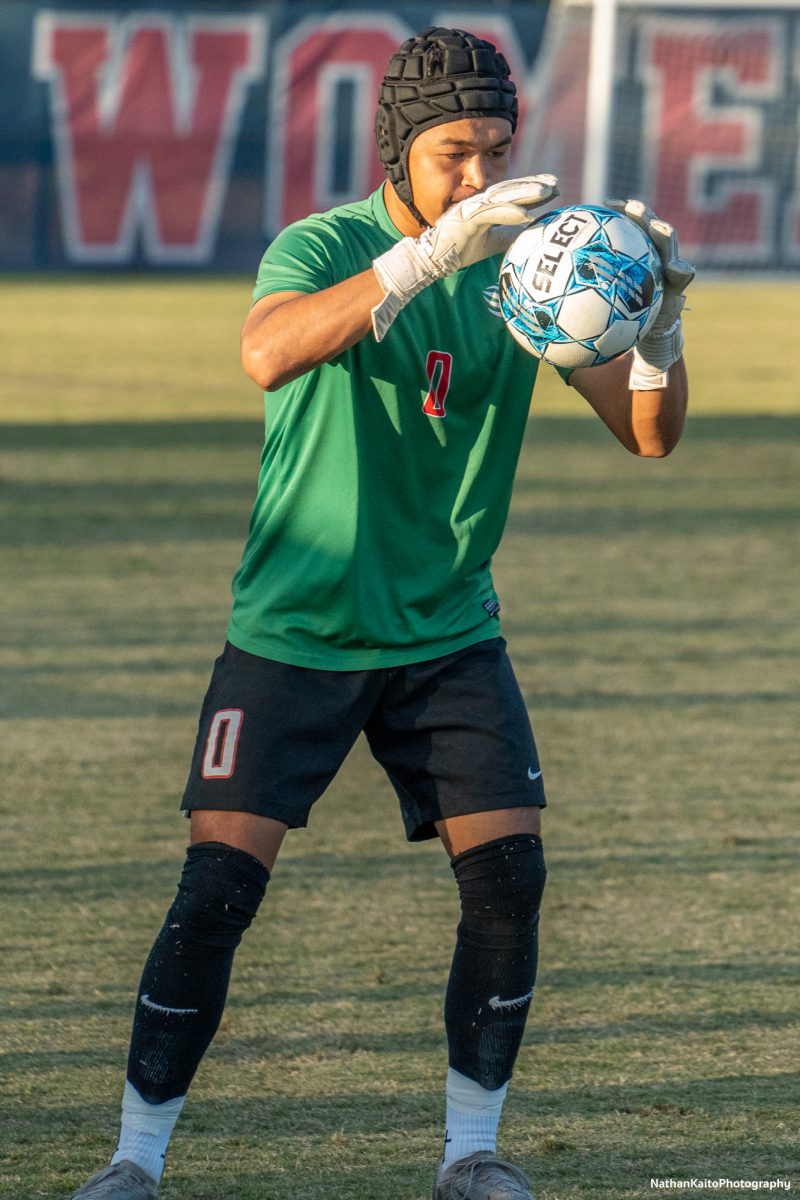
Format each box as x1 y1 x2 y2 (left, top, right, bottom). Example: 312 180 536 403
433 1151 534 1200
68 1161 158 1199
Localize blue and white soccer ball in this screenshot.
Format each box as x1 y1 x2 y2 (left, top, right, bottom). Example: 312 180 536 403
498 204 664 370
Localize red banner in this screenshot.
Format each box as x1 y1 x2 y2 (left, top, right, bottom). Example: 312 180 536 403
14 4 800 269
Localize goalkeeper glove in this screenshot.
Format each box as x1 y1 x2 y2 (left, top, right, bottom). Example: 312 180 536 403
371 175 559 342
607 198 695 391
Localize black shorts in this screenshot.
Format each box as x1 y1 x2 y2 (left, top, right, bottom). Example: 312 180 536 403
181 637 546 842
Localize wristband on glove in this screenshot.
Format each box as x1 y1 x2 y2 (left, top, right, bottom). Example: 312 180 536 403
371 174 558 342
372 232 459 342
606 198 695 391
629 304 685 391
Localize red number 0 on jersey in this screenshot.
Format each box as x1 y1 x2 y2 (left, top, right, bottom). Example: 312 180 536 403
201 708 244 779
422 350 452 419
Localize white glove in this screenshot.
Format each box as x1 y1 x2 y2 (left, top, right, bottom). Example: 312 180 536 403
371 175 559 342
607 198 695 390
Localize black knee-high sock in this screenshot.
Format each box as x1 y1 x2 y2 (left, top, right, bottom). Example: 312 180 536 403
126 841 269 1104
445 834 547 1090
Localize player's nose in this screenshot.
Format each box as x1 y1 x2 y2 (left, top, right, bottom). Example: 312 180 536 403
462 154 488 192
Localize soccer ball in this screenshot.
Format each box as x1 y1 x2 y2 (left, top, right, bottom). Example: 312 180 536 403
498 204 664 369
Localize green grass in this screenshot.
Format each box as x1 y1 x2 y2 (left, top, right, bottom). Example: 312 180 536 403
1 280 799 1199
1 278 799 421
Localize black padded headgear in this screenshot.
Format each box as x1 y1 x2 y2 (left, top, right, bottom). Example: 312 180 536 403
375 27 518 226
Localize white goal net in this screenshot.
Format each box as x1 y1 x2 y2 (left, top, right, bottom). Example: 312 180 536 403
519 0 798 269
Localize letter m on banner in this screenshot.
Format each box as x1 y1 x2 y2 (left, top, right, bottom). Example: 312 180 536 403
33 12 265 264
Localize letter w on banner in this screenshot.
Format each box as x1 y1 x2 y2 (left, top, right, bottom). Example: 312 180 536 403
33 13 266 264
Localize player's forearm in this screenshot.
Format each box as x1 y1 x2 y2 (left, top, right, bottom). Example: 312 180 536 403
571 352 688 457
630 356 688 457
241 268 385 391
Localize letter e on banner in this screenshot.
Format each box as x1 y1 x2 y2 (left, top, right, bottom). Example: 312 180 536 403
32 13 265 263
637 16 779 264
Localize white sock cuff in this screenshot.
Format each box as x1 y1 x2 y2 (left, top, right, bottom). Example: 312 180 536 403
446 1067 508 1115
121 1081 186 1135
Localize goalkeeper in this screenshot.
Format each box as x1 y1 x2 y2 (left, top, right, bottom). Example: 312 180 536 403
69 26 692 1200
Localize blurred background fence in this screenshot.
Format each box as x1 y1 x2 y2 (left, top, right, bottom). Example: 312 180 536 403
1 0 796 272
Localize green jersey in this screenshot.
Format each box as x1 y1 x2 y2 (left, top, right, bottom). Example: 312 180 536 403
228 185 544 670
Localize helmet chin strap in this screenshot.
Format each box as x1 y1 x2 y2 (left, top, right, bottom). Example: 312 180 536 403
405 195 431 231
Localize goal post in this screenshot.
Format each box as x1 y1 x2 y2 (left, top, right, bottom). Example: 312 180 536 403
523 0 799 269
583 0 618 204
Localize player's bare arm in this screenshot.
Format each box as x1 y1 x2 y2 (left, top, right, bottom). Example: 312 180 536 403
570 350 688 457
240 271 384 392
567 197 694 457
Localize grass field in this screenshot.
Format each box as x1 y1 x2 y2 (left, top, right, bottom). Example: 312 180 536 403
1 280 799 1200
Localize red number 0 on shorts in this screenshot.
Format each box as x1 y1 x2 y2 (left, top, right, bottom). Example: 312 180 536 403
201 708 244 779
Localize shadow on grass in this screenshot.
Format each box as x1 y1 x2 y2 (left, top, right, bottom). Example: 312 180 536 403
169 1163 434 1200
0 419 264 452
5 995 797 1075
0 851 444 899
31 1084 799 1199
23 1073 798 1137
549 839 800 871
4 836 797 906
3 948 797 1026
0 479 255 546
520 688 800 709
541 959 800 989
6 677 798 720
10 1091 440 1139
518 1071 800 1116
506 504 800 536
3 414 799 452
532 1007 800 1044
0 688 206 719
51 1158 435 1200
0 1024 446 1076
2 415 799 549
5 482 799 547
